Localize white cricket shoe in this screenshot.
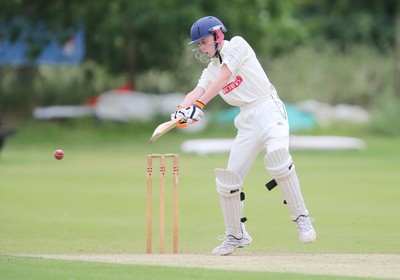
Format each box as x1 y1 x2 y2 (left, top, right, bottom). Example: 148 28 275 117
211 230 252 256
295 215 316 243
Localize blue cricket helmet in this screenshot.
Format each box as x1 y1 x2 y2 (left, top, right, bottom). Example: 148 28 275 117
189 16 227 45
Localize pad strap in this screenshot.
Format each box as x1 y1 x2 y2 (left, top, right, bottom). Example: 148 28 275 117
265 179 277 191
265 179 286 204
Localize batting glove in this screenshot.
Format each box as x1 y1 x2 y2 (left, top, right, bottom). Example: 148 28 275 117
171 105 187 120
185 100 205 124
171 105 189 128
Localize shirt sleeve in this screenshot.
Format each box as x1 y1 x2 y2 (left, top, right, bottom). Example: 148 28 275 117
222 36 248 74
196 65 213 90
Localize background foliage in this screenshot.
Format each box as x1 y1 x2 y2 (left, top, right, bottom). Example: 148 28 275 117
1 0 400 134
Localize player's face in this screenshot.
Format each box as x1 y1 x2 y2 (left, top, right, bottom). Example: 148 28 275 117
196 35 216 57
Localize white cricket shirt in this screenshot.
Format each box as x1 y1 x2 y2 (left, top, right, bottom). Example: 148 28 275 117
197 36 278 107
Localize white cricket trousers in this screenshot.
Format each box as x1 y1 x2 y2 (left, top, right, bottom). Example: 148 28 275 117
227 95 289 180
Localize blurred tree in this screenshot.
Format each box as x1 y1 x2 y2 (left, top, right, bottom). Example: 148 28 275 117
0 0 196 86
294 0 400 98
0 0 307 85
0 0 84 115
294 0 398 51
184 0 308 57
2 0 400 109
80 0 197 85
395 7 400 99
2 0 399 74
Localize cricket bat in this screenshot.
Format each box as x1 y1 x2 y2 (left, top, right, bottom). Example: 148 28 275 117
148 117 184 143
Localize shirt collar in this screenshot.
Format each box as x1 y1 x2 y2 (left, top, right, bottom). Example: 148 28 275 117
211 40 229 64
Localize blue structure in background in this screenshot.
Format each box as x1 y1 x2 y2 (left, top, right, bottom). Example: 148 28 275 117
0 20 84 66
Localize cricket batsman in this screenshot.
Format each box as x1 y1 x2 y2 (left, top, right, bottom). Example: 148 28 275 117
171 16 316 255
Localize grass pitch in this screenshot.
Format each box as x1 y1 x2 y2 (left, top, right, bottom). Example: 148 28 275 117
0 120 399 279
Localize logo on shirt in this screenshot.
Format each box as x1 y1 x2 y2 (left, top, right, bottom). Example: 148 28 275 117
222 75 243 94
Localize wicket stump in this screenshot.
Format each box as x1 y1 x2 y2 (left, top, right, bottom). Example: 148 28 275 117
146 154 179 254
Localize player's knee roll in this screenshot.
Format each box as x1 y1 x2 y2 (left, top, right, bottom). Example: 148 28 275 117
264 147 295 179
215 168 242 197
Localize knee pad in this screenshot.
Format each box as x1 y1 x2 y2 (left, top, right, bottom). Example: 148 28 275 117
215 168 242 196
264 147 295 179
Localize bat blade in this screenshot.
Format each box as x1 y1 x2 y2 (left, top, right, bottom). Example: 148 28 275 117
148 117 184 143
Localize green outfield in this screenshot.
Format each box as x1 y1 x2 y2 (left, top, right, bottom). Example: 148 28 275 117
0 120 399 279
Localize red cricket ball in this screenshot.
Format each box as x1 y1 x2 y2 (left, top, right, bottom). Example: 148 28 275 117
54 149 64 160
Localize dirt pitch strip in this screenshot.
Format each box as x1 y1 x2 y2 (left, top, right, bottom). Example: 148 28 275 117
20 253 400 279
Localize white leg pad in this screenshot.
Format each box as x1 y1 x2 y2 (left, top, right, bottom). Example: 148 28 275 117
215 168 243 238
264 148 309 220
